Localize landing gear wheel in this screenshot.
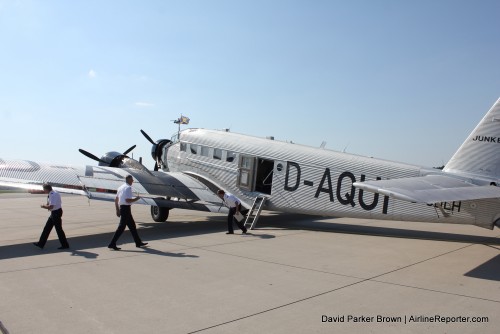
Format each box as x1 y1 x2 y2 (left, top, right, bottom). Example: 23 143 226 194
151 206 170 222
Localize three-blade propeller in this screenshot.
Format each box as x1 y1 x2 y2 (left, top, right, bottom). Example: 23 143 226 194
78 145 136 167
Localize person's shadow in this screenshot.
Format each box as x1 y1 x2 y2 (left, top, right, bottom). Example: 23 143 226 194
120 246 199 258
70 249 99 259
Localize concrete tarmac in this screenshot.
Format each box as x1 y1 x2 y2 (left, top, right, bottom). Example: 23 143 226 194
0 193 499 334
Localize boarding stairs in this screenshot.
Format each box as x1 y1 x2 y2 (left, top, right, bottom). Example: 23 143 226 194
243 195 267 230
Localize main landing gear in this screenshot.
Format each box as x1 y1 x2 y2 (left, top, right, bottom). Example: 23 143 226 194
151 206 170 222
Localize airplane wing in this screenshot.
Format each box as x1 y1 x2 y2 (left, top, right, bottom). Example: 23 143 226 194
353 174 500 204
0 159 227 214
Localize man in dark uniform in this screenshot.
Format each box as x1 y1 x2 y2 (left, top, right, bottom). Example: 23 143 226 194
33 183 70 250
108 175 148 250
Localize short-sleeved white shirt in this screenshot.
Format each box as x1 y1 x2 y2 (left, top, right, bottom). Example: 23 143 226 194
223 192 240 208
117 183 134 206
48 190 62 211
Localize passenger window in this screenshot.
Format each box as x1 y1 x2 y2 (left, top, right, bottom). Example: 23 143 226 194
213 148 222 160
201 146 209 157
226 151 236 163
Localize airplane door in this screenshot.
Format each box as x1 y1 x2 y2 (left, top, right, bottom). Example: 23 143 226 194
237 155 274 194
237 155 256 191
255 158 274 195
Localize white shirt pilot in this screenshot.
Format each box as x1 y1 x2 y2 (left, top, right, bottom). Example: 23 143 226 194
47 190 62 211
223 192 240 209
117 183 134 206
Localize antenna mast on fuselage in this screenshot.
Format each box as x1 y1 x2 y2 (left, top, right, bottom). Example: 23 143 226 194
172 114 190 140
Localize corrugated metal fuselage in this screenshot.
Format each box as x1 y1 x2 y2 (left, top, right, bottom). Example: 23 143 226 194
164 128 500 229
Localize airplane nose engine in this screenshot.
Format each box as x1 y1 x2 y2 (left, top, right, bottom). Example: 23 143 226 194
141 130 171 171
150 139 171 169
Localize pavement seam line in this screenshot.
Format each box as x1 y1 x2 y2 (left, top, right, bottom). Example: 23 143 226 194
197 241 500 303
187 242 498 333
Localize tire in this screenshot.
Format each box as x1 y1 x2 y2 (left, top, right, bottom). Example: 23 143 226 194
151 205 170 222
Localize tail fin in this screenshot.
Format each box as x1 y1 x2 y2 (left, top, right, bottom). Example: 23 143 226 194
444 98 500 180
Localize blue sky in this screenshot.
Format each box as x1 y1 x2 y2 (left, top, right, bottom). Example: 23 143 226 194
1 0 499 168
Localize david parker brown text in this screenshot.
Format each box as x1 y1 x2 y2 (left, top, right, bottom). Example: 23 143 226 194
322 315 489 324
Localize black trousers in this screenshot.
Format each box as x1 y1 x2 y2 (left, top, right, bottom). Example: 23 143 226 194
37 209 69 248
227 206 247 233
109 205 143 246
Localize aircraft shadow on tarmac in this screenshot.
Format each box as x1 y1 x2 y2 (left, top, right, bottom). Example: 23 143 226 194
464 254 500 282
259 213 500 245
259 214 500 281
1 213 498 281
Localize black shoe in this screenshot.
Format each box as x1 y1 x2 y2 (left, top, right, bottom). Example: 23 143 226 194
226 232 234 234
242 230 248 234
33 243 43 249
108 245 121 251
136 242 148 248
58 246 70 250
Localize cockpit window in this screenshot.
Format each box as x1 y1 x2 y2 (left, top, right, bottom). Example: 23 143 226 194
180 142 186 152
190 144 198 154
170 133 180 143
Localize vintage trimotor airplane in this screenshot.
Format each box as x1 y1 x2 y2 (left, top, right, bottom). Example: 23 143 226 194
2 98 500 230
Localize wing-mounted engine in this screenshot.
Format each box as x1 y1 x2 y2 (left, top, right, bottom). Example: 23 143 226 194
140 130 171 171
79 145 148 171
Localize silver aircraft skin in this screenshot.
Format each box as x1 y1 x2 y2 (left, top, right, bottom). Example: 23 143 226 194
2 98 500 230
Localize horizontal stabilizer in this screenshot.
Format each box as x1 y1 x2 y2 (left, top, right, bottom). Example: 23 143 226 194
353 174 500 203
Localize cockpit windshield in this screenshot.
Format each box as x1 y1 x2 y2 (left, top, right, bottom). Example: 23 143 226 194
170 132 180 143
120 157 150 172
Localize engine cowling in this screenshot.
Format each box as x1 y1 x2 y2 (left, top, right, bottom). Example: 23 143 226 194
99 151 127 167
79 146 148 171
150 139 171 170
